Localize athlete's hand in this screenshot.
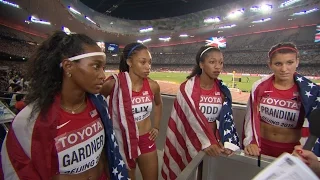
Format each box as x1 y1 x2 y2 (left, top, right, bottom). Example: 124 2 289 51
149 128 159 141
292 145 320 176
223 148 234 156
204 144 224 157
244 144 261 156
218 142 234 156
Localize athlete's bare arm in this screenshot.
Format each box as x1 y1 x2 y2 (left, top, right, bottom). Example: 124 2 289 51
100 79 115 97
148 79 162 141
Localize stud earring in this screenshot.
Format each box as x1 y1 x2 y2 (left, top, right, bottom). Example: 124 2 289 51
67 72 72 77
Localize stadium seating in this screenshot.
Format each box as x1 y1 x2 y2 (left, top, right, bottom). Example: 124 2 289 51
1 25 320 76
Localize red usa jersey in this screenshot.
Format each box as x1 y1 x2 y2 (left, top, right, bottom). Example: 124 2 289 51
132 78 154 122
259 83 304 128
54 99 105 174
199 82 223 122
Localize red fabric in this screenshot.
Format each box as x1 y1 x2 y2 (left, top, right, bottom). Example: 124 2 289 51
161 76 219 179
127 133 156 168
131 78 154 122
301 127 310 137
199 80 223 123
99 172 109 180
132 78 153 97
53 97 105 174
199 80 221 95
270 83 298 99
2 94 108 179
267 83 305 129
108 72 139 169
139 133 156 154
242 74 308 148
5 98 59 179
260 137 300 157
118 73 139 160
269 47 298 57
14 101 26 111
241 93 259 148
250 79 270 145
56 98 95 136
188 78 219 145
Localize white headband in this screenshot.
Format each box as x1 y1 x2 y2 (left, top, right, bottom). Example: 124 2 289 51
60 52 106 67
200 47 214 58
68 52 106 61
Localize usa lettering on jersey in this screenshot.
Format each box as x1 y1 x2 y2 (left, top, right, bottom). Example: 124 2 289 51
55 119 105 174
260 97 301 128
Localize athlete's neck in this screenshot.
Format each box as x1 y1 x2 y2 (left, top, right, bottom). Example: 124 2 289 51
200 73 215 89
129 71 144 86
61 79 86 108
273 78 295 90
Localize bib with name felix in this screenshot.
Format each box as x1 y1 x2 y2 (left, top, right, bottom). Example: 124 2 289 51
132 78 154 122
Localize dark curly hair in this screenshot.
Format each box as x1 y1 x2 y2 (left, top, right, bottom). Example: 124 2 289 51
187 46 221 79
25 31 98 119
119 42 148 72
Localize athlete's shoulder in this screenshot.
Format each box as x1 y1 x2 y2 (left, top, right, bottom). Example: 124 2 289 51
12 104 37 128
101 78 116 97
251 74 273 90
147 78 160 91
147 78 158 85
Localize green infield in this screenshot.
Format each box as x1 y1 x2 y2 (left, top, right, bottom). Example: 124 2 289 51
149 72 320 92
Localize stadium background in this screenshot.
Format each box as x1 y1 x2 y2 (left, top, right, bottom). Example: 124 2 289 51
0 0 320 179
0 0 320 105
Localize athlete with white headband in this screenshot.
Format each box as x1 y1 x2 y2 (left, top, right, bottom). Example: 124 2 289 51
243 42 320 158
1 31 129 180
161 46 240 179
69 52 106 61
59 52 106 67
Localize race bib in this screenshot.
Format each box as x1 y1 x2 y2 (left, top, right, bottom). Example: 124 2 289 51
199 95 222 122
260 97 301 128
132 95 152 122
55 119 105 174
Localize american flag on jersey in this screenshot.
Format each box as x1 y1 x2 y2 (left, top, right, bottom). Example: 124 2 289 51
90 109 98 118
161 76 240 180
242 73 320 156
1 94 129 180
108 72 140 169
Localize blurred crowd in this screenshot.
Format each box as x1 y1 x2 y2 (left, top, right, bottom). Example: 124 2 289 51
0 66 27 114
105 64 320 76
1 25 320 81
0 25 319 113
0 36 36 58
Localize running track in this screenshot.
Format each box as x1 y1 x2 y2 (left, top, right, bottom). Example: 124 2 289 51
157 81 250 104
